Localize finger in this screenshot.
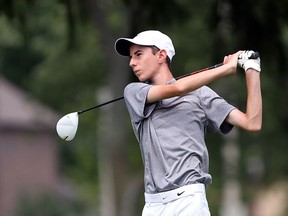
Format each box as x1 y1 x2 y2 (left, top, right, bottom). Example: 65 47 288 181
223 55 230 64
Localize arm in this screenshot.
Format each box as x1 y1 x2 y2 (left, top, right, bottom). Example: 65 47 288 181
226 68 262 131
146 51 242 103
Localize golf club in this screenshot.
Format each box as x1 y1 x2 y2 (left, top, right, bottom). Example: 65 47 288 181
56 51 259 141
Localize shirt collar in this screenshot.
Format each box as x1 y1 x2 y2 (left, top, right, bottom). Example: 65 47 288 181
166 78 176 85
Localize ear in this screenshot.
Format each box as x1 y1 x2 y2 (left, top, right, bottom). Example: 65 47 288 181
158 50 168 63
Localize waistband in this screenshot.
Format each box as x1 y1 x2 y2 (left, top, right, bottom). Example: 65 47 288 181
144 184 205 204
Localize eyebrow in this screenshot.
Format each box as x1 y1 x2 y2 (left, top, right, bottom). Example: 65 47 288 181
129 49 143 58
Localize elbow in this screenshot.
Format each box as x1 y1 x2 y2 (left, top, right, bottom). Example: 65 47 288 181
245 111 262 132
248 125 262 132
172 83 186 96
246 121 262 132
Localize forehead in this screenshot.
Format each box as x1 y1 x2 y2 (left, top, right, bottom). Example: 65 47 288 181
129 44 151 54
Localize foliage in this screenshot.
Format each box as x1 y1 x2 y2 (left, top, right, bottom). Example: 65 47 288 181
1 0 288 215
14 192 87 216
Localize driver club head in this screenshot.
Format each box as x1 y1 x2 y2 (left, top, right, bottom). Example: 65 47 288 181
56 112 79 141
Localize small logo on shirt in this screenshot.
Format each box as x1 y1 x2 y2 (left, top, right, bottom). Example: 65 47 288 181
177 191 185 196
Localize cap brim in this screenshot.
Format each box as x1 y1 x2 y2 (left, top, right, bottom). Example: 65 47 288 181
115 38 134 57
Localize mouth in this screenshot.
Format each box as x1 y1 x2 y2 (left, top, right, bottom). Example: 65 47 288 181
134 69 140 76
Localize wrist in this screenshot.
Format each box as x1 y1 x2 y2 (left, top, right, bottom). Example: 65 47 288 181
245 68 261 76
244 60 261 72
225 63 237 75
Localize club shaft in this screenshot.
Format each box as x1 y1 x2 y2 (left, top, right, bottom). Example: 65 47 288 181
78 96 124 114
77 62 225 115
175 63 223 80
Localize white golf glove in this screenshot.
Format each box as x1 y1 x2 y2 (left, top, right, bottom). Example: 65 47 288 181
238 50 261 72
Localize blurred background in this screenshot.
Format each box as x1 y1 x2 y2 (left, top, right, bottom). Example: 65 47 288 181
0 0 287 215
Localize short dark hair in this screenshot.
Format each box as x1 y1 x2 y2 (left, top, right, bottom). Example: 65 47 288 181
150 46 172 70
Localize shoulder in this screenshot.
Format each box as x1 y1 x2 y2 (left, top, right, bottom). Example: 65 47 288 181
124 82 153 102
125 82 150 91
192 86 217 97
199 85 215 93
124 82 147 95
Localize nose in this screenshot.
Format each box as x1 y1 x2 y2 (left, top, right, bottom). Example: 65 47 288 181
129 57 136 68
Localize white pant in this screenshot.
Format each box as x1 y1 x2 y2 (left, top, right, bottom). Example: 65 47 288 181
142 184 210 216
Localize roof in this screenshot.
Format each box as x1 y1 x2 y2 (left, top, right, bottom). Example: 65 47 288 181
0 75 60 130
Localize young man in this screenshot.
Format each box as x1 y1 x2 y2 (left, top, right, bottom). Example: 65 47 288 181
114 30 262 216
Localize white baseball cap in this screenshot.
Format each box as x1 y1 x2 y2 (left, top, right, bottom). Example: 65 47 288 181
114 30 175 61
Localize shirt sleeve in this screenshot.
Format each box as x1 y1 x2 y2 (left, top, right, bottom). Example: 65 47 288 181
124 82 157 123
200 86 236 134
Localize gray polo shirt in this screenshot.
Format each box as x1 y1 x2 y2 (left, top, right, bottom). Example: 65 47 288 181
124 81 235 194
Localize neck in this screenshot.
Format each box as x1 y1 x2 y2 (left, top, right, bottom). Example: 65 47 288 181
149 67 174 85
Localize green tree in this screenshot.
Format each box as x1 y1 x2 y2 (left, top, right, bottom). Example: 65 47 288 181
1 0 288 215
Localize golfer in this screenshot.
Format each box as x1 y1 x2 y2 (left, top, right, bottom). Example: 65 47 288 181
114 30 262 216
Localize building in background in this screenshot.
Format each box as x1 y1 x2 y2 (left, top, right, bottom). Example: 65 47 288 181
0 76 66 216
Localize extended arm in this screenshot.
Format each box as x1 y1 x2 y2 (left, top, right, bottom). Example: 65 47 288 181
226 51 262 131
226 69 262 131
147 51 242 103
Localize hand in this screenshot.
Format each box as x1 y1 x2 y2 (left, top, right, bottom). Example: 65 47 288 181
238 50 261 72
223 51 242 75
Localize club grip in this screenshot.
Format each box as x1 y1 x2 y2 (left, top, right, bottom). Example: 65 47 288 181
250 51 260 59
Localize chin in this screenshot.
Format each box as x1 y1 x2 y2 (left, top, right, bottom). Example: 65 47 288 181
138 76 146 82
